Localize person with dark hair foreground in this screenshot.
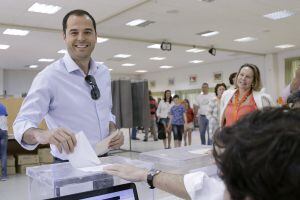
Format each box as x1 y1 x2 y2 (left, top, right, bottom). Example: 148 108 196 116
104 107 300 200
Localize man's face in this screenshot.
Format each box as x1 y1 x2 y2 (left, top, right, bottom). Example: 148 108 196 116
202 84 209 94
64 15 97 62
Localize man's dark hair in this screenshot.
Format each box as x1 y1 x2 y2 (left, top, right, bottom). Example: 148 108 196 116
229 72 237 85
213 107 300 200
62 9 97 35
287 91 300 105
173 94 179 99
214 83 227 96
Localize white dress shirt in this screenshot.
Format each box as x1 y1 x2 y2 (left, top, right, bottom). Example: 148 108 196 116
195 93 215 116
13 53 115 160
156 101 174 118
184 171 225 200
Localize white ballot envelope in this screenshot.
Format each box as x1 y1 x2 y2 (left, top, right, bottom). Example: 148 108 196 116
94 130 119 156
67 131 101 169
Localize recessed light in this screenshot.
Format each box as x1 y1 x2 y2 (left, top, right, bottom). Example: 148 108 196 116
97 37 109 43
263 10 295 20
57 49 67 54
96 61 104 64
234 37 257 42
28 3 61 14
114 54 131 58
149 57 166 60
160 65 173 69
38 58 54 62
199 31 219 37
29 65 38 69
108 68 113 71
275 44 295 49
122 63 136 67
126 19 146 26
186 48 205 53
3 29 29 36
189 60 204 64
147 44 161 49
135 70 147 73
0 44 10 50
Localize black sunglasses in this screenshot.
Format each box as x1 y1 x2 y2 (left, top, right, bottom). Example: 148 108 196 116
85 75 100 100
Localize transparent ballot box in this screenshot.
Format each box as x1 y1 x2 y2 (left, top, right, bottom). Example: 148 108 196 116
139 144 214 174
27 156 154 200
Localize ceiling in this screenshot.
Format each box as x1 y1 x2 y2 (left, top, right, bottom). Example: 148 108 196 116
0 0 300 74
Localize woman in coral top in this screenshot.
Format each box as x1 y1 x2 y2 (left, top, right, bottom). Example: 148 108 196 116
220 63 274 127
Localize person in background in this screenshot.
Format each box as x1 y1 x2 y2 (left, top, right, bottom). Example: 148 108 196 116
282 67 300 103
195 83 214 145
131 127 139 140
220 63 274 127
207 83 227 144
183 99 194 146
168 95 186 148
287 90 300 108
13 9 123 162
0 102 8 181
228 72 237 89
104 108 300 200
144 91 158 142
156 90 174 149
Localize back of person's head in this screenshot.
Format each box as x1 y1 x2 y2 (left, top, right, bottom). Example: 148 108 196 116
213 107 300 200
229 72 237 85
63 9 96 35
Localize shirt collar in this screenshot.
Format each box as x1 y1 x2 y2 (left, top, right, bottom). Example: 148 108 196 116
62 53 98 75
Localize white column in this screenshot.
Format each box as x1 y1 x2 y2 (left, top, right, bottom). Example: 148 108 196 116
264 53 280 101
0 69 3 95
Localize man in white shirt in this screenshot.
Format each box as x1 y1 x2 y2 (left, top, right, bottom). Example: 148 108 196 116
195 83 214 145
104 107 300 200
13 9 124 161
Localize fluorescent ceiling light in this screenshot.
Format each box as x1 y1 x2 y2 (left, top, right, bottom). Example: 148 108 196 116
149 57 166 60
135 70 147 73
29 65 38 69
200 31 219 37
275 44 295 49
97 37 109 43
122 63 136 67
114 54 131 58
186 48 205 53
160 65 173 69
38 58 54 62
126 19 146 26
109 68 113 71
263 10 295 20
3 29 29 36
189 60 204 64
147 44 161 49
0 44 10 49
234 37 257 42
28 3 61 14
57 49 67 54
96 61 104 64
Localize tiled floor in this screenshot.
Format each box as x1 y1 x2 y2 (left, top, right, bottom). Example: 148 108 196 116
0 129 202 200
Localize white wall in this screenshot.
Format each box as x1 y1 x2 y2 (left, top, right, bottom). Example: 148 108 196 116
0 69 3 95
3 69 138 96
141 56 266 90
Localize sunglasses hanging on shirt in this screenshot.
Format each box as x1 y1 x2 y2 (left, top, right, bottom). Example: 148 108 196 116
85 75 101 100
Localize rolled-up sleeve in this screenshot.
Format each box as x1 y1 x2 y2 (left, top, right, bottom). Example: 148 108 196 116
13 72 52 150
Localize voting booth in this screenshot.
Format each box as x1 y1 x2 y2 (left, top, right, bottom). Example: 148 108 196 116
27 156 154 200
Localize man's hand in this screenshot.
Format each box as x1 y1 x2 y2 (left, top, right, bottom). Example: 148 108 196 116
103 164 148 182
33 128 77 154
108 131 124 149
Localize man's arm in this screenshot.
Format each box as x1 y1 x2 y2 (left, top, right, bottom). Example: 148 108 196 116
23 127 77 154
103 164 190 200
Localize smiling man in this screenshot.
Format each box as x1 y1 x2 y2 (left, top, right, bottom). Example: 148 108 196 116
13 10 124 162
